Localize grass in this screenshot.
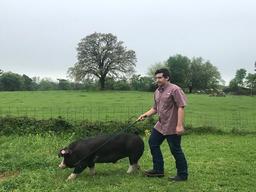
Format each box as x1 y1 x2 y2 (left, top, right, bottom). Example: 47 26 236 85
0 90 255 132
0 91 255 191
0 133 255 191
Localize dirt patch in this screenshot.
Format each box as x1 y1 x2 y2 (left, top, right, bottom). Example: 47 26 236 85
0 171 19 182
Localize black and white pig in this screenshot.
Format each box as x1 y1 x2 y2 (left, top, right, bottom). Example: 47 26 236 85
58 133 144 180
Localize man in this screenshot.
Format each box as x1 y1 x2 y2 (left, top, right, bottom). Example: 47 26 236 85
137 68 188 181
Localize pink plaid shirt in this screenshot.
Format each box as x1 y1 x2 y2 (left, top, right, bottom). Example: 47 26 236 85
153 82 187 135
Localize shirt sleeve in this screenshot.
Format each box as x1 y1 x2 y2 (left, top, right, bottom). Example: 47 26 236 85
152 93 157 111
173 88 187 107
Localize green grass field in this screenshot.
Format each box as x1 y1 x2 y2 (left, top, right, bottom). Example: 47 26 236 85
0 90 256 191
0 134 255 192
0 90 255 132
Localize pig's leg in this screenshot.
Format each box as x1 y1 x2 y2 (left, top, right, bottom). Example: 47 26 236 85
67 173 77 181
67 163 87 181
74 163 88 174
127 164 140 173
58 160 66 169
127 156 140 173
89 167 95 176
89 166 96 176
88 161 96 176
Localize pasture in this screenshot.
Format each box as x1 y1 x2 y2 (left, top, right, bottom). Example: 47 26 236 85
0 90 255 132
0 134 255 191
0 90 256 191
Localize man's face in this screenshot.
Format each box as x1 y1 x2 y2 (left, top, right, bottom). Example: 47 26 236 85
155 73 169 86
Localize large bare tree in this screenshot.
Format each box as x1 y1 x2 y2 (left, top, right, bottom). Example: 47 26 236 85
68 32 136 90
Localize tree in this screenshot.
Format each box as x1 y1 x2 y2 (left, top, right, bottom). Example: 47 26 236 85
234 68 247 87
0 72 23 91
57 79 71 90
147 61 167 77
130 74 155 91
21 74 34 90
151 54 222 92
113 77 131 90
166 54 190 88
68 32 137 90
38 78 57 90
190 57 221 90
130 75 142 90
245 73 256 95
245 73 256 88
228 69 254 95
229 79 239 92
229 68 247 91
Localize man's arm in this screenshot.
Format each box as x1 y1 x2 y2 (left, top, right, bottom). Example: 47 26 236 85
176 106 185 135
137 108 157 121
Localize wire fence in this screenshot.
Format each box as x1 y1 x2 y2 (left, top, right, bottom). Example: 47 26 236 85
0 105 255 132
0 105 148 122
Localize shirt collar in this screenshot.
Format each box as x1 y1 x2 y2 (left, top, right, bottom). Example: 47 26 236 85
158 82 170 92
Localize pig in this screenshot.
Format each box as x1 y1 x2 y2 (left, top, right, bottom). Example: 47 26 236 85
58 133 144 180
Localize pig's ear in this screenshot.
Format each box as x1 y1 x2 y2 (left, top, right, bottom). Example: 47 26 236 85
66 149 72 155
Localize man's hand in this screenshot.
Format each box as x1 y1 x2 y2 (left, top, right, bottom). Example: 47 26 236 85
137 108 156 121
176 125 185 135
137 114 147 121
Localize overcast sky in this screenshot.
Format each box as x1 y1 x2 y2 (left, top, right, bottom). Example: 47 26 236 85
0 0 255 84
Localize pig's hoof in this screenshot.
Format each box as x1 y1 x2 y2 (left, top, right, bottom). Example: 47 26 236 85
127 164 140 174
66 173 77 181
89 167 96 176
59 164 66 169
59 161 66 169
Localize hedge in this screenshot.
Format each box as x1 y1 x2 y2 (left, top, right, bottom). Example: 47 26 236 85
1 116 253 137
0 116 155 136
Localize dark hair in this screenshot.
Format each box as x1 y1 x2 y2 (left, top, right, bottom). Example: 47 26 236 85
154 68 170 81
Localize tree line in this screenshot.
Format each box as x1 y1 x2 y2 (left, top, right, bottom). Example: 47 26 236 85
0 70 155 92
1 65 255 94
1 32 255 94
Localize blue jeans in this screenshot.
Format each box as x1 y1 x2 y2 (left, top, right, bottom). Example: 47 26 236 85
148 128 188 178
